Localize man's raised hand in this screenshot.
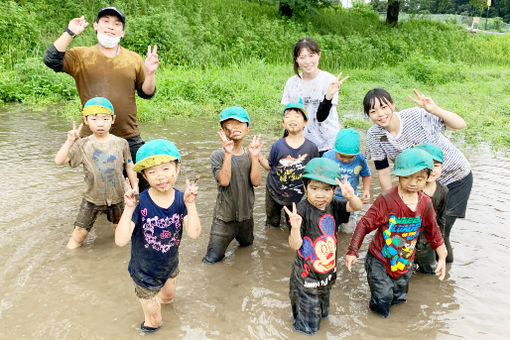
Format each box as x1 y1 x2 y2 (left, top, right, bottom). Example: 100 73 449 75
68 16 89 36
145 45 159 76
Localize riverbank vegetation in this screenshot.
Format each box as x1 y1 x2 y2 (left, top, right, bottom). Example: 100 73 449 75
1 0 510 147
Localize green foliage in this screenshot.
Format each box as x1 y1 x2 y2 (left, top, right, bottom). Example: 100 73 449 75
403 55 466 85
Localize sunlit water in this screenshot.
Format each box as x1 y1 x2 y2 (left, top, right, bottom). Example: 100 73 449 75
0 106 509 339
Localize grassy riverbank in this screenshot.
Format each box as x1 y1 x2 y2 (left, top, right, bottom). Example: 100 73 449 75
1 0 510 147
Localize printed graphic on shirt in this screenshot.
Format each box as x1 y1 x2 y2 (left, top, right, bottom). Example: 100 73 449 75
381 215 420 272
92 149 117 192
140 207 183 253
298 214 337 278
275 153 309 196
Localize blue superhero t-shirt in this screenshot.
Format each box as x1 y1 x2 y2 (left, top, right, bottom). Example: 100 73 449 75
322 150 370 199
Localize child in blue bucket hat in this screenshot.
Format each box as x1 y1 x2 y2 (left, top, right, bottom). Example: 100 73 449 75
115 139 201 333
258 100 319 228
345 148 447 318
202 106 263 264
283 157 362 334
55 96 137 249
413 142 449 274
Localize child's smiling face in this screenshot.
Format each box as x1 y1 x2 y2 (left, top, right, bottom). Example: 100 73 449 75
142 161 180 193
282 109 306 134
367 97 395 129
304 179 335 211
221 119 250 141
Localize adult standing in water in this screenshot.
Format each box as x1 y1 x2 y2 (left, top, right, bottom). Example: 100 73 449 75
281 37 349 155
363 88 472 263
43 6 159 191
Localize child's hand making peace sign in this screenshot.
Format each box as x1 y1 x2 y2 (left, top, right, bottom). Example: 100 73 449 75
67 120 83 142
184 176 200 205
335 175 354 199
283 202 302 230
123 178 139 208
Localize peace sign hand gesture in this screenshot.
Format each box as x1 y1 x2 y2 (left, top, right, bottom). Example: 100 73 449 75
408 89 439 114
184 176 200 204
283 202 302 230
335 175 355 199
68 16 89 36
67 120 83 142
124 178 139 208
248 134 263 159
325 72 349 100
145 45 159 76
217 129 234 154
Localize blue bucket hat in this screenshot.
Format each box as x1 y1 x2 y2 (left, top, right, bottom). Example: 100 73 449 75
302 158 339 186
282 98 307 120
82 97 114 116
334 128 361 155
413 143 444 163
391 148 433 177
220 106 251 126
133 139 180 173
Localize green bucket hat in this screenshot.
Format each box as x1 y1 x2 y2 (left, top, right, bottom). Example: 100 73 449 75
133 139 180 173
391 148 433 177
302 158 339 186
334 128 360 155
413 143 444 163
282 99 307 121
82 97 114 116
220 106 251 126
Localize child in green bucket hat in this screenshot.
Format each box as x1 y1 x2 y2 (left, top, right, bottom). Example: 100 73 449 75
283 157 362 334
54 96 137 249
202 106 263 264
115 139 202 333
323 128 371 204
345 147 447 318
413 142 449 274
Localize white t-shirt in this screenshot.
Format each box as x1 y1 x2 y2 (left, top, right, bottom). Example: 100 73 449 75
365 107 471 185
281 70 340 152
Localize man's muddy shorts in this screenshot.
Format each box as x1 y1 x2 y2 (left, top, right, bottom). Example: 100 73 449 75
289 275 330 335
74 199 124 231
364 251 412 318
133 267 180 299
202 217 254 264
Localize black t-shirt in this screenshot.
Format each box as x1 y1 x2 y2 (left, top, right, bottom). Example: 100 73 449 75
291 198 350 294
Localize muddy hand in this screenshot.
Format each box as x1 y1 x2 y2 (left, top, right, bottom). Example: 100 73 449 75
283 202 302 229
217 128 234 154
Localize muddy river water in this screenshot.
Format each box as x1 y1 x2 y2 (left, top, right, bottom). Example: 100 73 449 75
0 106 509 339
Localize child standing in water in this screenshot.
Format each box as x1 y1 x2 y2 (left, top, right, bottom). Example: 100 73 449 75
345 148 447 318
413 143 449 274
115 139 201 333
284 158 362 334
259 101 319 228
281 37 349 154
202 106 263 264
54 97 137 249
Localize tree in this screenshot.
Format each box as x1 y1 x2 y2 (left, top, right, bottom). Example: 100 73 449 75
278 0 335 18
386 0 400 26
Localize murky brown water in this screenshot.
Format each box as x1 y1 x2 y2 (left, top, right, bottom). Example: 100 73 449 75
1 106 509 339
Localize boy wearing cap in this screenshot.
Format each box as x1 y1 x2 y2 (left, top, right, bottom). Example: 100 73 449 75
413 143 449 274
55 97 137 249
115 139 201 333
345 148 447 318
43 6 159 191
283 158 362 334
259 101 319 228
202 106 263 264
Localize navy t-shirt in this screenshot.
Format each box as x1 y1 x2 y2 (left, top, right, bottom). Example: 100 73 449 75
266 138 319 205
128 189 187 289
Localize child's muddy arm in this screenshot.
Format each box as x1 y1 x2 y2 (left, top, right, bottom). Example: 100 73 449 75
284 204 303 250
55 121 82 165
115 179 138 247
362 175 371 204
258 153 270 171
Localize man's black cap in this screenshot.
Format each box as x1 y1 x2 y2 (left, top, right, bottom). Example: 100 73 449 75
97 6 125 25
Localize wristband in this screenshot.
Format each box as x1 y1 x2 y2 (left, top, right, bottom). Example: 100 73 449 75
65 27 76 38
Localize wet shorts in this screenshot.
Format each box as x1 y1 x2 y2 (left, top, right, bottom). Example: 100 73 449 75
289 275 330 335
74 199 124 231
133 267 180 299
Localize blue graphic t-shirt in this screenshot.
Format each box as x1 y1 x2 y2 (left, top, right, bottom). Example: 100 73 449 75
128 189 187 289
266 138 319 205
322 150 370 199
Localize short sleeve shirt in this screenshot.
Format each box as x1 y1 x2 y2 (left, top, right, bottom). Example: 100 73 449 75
291 198 350 294
266 138 319 205
63 46 146 139
211 148 254 222
282 70 340 151
365 107 470 185
68 134 131 205
322 150 371 199
128 189 187 289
